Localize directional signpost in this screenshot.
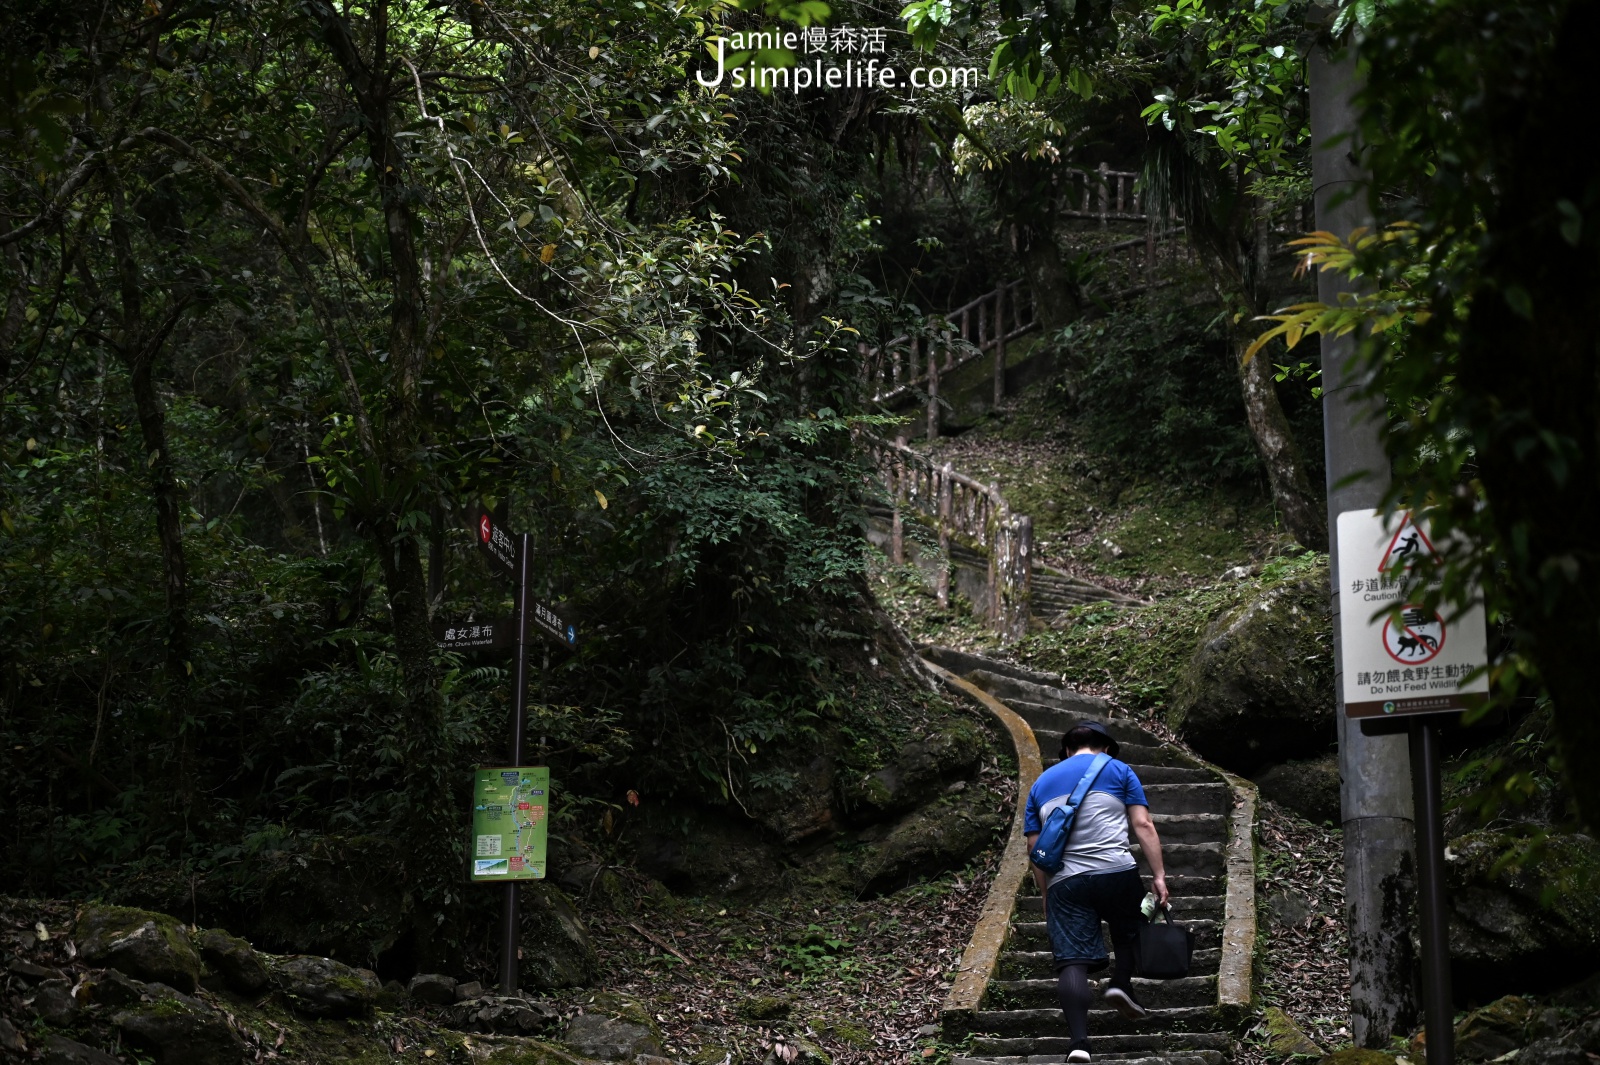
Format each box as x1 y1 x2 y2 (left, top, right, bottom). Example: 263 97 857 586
1338 509 1488 1065
468 505 578 994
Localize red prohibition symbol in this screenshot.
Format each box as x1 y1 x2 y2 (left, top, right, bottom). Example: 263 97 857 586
1382 604 1446 665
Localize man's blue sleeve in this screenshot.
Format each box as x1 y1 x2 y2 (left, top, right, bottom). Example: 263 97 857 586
1024 783 1042 834
1119 763 1149 807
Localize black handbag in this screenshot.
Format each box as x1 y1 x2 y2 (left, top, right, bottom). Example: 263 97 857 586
1135 909 1194 979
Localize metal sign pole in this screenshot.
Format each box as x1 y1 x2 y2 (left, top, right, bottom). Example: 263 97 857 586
499 531 532 995
1410 718 1455 1065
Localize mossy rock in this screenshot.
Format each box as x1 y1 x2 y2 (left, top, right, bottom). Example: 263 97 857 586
1166 570 1334 774
1317 1050 1398 1065
271 954 380 1018
252 834 407 962
1450 995 1534 1061
814 1019 874 1049
1254 754 1341 825
857 785 1004 895
738 995 792 1021
112 993 243 1065
633 806 782 896
1262 1006 1324 1057
837 718 985 822
197 927 270 994
475 1039 604 1065
522 881 599 990
1448 830 1600 999
73 904 202 993
689 1046 738 1065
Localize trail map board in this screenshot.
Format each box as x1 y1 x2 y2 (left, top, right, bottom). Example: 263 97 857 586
470 767 549 881
1337 509 1489 719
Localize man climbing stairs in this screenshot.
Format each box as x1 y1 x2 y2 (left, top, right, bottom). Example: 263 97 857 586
925 648 1251 1065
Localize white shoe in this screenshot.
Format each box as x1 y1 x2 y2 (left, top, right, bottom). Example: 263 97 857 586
1067 1050 1091 1063
1103 982 1148 1019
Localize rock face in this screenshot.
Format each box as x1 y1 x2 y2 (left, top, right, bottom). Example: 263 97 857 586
441 994 562 1035
1166 575 1335 774
857 786 1005 895
837 720 984 821
113 989 243 1065
522 882 600 990
561 993 664 1061
271 955 381 1017
32 978 80 1025
408 972 459 1004
562 1013 662 1060
634 807 782 896
39 1034 123 1065
1447 830 1600 999
1255 754 1341 825
72 904 203 994
196 928 270 994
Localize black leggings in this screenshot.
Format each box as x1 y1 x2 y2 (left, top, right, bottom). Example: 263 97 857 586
1057 951 1135 1047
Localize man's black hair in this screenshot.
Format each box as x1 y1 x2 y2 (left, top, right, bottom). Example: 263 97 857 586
1061 724 1110 757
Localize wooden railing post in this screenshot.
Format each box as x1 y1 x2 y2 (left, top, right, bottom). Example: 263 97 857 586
927 347 941 440
1097 161 1110 227
993 285 1007 407
936 464 953 606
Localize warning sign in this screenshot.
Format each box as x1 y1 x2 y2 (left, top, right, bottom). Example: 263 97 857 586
1337 510 1488 719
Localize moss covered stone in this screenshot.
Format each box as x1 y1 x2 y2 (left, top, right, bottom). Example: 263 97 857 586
1317 1050 1399 1065
857 785 1004 895
73 904 202 993
738 995 792 1021
1262 1006 1324 1057
1166 568 1334 774
271 954 380 1018
837 719 984 822
1449 830 1600 999
112 994 243 1064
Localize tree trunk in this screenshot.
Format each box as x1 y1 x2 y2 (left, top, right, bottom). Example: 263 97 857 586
1232 329 1328 551
127 358 191 681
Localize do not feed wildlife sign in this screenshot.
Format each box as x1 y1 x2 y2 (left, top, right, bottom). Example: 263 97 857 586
1337 509 1489 719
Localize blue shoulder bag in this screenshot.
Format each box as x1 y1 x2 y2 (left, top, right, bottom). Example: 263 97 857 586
1029 752 1112 875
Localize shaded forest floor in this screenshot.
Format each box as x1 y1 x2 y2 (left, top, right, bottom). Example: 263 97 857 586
560 857 1001 1065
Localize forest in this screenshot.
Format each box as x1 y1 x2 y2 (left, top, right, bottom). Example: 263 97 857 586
2 0 1597 1064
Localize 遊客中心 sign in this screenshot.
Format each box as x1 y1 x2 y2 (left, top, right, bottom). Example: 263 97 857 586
1337 510 1489 719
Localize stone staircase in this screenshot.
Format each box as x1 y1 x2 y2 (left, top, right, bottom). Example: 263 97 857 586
924 648 1254 1065
1031 565 1144 617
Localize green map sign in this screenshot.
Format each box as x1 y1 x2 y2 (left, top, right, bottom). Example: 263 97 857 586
470 766 549 881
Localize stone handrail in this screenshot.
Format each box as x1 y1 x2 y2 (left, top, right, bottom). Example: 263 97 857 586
865 434 1033 642
1217 771 1259 1014
924 661 1043 1035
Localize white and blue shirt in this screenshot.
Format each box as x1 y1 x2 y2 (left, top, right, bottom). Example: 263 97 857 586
1024 753 1148 886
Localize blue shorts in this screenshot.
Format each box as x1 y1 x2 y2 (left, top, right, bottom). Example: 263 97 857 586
1045 866 1145 972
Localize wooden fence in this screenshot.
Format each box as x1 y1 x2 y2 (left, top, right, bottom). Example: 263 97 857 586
865 434 1032 643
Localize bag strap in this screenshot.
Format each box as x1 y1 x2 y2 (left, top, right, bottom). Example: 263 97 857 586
1065 751 1112 811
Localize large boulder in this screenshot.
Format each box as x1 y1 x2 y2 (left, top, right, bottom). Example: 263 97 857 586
560 993 662 1061
1447 829 1600 1000
634 807 781 896
522 881 599 990
39 1035 123 1065
271 955 381 1017
838 719 985 822
857 785 1005 895
252 834 408 963
1255 754 1341 825
72 904 202 993
1166 574 1335 774
112 987 243 1065
441 994 562 1035
196 928 270 994
750 754 838 843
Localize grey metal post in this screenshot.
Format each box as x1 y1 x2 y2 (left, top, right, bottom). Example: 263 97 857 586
1309 29 1418 1046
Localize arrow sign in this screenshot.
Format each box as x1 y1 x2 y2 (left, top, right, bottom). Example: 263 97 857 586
475 506 519 578
530 600 579 650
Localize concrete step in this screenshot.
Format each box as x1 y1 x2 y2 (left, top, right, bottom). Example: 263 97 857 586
989 976 1217 1011
971 1006 1225 1037
921 646 1069 689
953 1042 1216 1061
1106 765 1218 786
1132 813 1226 844
1034 734 1188 767
1127 842 1222 877
965 670 1114 718
1010 919 1219 952
1139 784 1230 817
970 1032 1232 1058
1006 701 1154 745
1013 895 1225 919
996 949 1222 980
